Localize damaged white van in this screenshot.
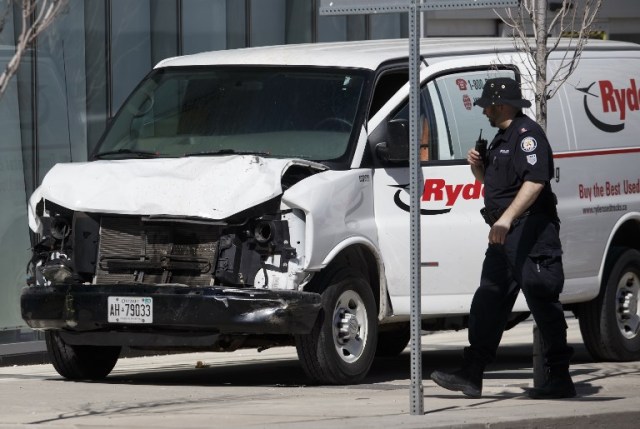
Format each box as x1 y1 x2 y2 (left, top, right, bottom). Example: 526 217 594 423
21 38 640 384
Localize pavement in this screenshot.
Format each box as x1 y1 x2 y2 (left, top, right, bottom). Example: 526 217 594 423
1 318 639 428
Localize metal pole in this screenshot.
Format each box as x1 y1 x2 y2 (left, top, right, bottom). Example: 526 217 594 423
408 0 424 416
318 0 519 417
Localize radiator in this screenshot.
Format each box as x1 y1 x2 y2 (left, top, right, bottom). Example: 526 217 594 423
95 216 219 286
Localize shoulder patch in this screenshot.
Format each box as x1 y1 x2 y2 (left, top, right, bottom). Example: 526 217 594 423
520 136 537 153
526 154 537 165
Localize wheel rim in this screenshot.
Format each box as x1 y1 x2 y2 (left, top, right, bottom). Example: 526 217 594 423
615 270 640 340
332 289 368 363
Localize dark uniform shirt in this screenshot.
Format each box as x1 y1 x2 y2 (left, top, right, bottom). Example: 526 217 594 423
483 113 556 214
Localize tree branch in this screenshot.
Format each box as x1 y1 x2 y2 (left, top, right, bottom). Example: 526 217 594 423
0 0 68 99
495 0 603 129
0 0 13 35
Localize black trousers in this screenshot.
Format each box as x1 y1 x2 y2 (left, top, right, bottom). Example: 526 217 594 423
465 213 574 368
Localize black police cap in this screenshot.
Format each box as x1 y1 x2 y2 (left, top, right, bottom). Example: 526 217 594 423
473 77 532 108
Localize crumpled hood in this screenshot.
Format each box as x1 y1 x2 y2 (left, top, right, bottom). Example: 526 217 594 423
29 155 326 231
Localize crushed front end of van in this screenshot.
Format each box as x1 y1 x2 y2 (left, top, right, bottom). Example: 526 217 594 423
20 156 326 376
21 63 374 382
22 156 326 329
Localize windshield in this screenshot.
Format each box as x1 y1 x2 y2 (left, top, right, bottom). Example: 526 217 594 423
94 67 367 162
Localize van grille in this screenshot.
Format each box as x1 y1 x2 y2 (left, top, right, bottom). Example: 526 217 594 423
95 216 219 286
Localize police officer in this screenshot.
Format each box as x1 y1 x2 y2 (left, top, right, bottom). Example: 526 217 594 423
430 77 575 399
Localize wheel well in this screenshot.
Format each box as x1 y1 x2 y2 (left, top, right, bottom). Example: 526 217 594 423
323 245 381 313
570 218 640 315
603 219 640 287
609 219 640 253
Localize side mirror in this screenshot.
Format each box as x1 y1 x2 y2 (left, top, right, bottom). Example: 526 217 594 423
375 118 409 162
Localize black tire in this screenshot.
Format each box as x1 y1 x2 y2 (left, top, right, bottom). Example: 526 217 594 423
375 323 410 357
46 331 121 380
295 266 378 384
578 248 640 361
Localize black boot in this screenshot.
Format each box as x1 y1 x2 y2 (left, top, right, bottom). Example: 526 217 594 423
430 364 484 398
528 366 576 399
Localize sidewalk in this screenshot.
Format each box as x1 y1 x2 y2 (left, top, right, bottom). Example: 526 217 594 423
1 318 639 428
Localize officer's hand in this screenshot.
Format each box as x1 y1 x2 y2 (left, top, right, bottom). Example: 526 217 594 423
488 218 510 245
467 148 482 167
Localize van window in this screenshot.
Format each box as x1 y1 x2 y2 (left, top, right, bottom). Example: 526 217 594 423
429 69 517 160
386 68 518 162
369 69 409 119
389 86 438 161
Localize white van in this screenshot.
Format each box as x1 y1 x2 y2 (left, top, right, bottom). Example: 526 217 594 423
21 38 640 384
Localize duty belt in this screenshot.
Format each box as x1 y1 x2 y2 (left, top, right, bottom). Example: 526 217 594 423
480 207 532 227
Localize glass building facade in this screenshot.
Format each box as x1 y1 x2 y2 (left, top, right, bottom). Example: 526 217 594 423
0 0 411 354
1 0 639 356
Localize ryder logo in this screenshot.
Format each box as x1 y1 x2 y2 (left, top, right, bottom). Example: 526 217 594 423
393 179 484 215
578 79 640 133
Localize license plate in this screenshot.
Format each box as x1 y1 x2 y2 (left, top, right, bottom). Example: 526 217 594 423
108 296 153 324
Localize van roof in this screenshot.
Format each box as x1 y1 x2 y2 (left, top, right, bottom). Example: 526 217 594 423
156 37 640 71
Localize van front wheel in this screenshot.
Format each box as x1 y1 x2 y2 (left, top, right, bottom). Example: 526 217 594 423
46 331 121 380
579 248 640 361
295 267 377 384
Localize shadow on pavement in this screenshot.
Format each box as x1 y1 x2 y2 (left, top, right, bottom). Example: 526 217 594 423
48 340 608 391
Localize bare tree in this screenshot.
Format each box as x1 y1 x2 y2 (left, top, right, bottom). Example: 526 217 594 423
0 0 67 100
497 0 602 130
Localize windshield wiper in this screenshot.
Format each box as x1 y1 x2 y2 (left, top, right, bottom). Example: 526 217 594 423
92 149 159 160
185 149 272 158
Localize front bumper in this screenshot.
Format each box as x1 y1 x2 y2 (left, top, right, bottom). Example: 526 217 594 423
21 284 322 340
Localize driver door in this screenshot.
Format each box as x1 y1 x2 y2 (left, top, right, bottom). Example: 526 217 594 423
370 66 519 316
